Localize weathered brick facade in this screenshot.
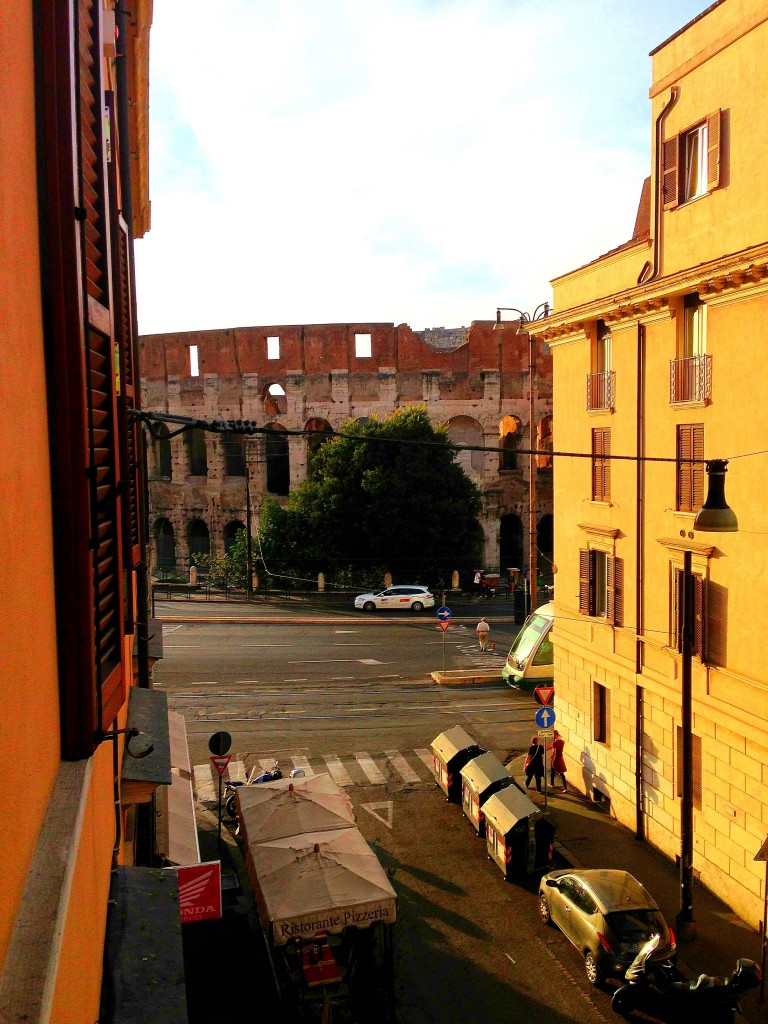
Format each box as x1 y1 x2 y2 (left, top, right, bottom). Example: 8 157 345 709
139 320 553 581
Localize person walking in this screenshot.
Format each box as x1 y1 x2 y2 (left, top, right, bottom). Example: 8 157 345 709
523 736 545 792
476 617 490 651
549 730 568 792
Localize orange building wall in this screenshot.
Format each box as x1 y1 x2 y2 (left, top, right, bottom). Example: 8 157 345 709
0 0 63 970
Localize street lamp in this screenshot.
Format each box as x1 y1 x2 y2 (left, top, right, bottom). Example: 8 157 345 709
494 304 551 614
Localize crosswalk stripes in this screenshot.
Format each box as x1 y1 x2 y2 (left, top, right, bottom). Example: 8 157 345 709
192 748 436 802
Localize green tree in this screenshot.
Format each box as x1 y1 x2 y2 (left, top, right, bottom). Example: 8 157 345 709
257 406 484 585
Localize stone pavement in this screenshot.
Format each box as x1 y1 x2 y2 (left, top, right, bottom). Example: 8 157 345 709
509 760 767 1023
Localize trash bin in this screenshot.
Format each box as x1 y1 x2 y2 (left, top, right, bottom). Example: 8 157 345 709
483 786 557 878
459 752 521 836
431 727 485 803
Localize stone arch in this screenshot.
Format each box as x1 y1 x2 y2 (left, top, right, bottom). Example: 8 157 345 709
223 432 246 476
187 519 210 564
446 416 484 474
537 513 553 567
264 422 290 495
153 423 172 478
305 417 334 478
499 513 524 574
499 414 523 471
262 382 287 417
153 517 176 571
224 519 245 553
537 415 553 469
185 427 208 476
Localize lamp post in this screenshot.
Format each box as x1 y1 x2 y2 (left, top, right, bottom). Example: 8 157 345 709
494 304 550 613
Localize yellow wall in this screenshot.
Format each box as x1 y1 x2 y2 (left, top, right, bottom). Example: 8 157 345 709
0 0 63 970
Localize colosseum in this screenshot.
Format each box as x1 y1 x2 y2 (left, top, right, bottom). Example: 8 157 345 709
139 319 553 585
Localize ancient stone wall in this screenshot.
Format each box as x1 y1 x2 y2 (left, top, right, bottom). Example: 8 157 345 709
140 320 553 583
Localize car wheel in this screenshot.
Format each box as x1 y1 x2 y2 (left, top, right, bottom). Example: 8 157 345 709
363 601 376 612
411 601 424 612
584 951 604 987
611 986 639 1017
538 894 553 926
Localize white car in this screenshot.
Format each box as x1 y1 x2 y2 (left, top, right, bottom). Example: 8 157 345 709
354 585 435 613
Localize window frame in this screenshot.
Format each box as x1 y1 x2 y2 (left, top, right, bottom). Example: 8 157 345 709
662 110 721 211
578 548 623 624
676 423 704 513
593 681 611 746
672 565 706 661
591 428 611 502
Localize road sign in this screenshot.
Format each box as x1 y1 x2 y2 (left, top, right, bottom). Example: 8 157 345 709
210 754 231 777
438 620 450 633
534 686 555 707
437 606 452 621
208 731 232 756
537 729 554 745
534 706 556 730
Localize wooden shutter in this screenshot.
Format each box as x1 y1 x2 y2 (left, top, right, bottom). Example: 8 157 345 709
607 557 623 627
707 110 721 190
592 429 610 501
677 424 703 512
673 568 681 650
579 549 595 616
79 0 109 306
662 136 679 210
694 574 705 660
691 425 704 511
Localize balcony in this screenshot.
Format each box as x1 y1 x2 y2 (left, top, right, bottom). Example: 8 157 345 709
586 370 615 411
670 353 711 404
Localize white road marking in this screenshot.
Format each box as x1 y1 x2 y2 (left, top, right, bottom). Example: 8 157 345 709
354 752 386 785
162 625 183 634
193 764 217 802
287 658 388 665
283 678 309 682
334 630 359 634
415 748 434 770
385 750 421 784
359 659 387 665
189 680 218 685
234 680 260 684
292 756 315 777
242 644 292 648
361 801 393 828
323 756 354 787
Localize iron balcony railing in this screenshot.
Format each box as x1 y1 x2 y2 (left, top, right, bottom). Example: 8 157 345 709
670 353 711 403
586 370 615 411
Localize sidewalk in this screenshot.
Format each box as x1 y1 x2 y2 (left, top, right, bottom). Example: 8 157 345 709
513 765 765 1022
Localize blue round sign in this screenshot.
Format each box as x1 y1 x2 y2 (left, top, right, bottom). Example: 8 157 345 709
534 706 557 730
437 606 452 621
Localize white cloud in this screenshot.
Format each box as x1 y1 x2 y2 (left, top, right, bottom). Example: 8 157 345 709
135 0 708 333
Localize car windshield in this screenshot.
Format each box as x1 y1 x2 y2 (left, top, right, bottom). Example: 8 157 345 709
607 909 666 942
509 614 551 663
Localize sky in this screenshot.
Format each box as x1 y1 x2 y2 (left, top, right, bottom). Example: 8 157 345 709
133 0 710 336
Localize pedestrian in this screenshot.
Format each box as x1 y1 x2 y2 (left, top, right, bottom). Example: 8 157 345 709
549 730 568 792
473 569 483 595
523 735 545 792
476 617 490 651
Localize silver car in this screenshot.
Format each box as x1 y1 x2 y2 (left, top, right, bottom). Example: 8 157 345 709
538 868 676 986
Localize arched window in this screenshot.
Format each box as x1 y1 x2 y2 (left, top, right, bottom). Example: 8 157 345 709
263 382 287 417
538 514 553 566
499 514 524 574
446 416 484 475
499 415 522 471
305 418 333 478
186 427 208 476
187 519 210 564
537 415 553 469
154 518 176 570
154 423 172 478
224 520 245 553
265 423 290 495
223 433 246 476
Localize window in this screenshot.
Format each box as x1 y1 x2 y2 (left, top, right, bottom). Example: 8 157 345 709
189 344 199 377
587 322 615 411
672 566 705 660
501 432 517 470
267 336 280 360
154 423 172 478
682 294 706 358
593 682 611 745
223 433 246 476
355 333 372 358
579 549 623 623
676 424 704 512
591 428 611 501
596 320 612 373
662 111 721 210
676 727 703 810
186 427 208 476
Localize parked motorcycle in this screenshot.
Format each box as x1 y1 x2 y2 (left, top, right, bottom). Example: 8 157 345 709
224 760 285 816
611 933 761 1024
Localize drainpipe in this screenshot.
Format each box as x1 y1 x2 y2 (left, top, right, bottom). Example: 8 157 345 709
635 323 646 840
645 87 679 283
115 0 150 687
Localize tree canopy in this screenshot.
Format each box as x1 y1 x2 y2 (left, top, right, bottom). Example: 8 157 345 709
258 406 484 586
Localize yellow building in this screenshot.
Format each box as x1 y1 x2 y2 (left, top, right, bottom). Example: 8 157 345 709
527 0 768 928
1 2 196 1021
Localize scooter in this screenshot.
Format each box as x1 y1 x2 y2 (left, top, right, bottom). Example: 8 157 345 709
611 933 761 1024
224 760 288 816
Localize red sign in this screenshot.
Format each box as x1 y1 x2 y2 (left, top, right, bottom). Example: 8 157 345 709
210 754 231 777
534 686 554 706
439 621 450 633
177 861 222 923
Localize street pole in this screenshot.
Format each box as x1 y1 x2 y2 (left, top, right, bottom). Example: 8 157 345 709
677 548 696 939
245 459 253 602
528 330 537 617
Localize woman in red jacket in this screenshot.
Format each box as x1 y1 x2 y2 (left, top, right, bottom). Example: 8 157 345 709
549 731 568 792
